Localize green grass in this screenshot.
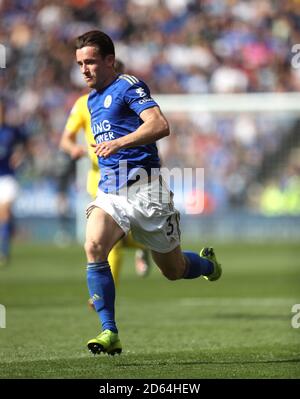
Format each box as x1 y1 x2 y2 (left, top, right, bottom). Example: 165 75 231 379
0 241 299 379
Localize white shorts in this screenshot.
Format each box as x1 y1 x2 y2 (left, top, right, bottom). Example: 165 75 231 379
0 175 18 204
86 175 181 253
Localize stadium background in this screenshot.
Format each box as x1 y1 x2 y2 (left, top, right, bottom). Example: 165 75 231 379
0 0 299 379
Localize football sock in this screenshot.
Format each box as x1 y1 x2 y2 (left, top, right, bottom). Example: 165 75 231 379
0 221 13 258
87 261 118 333
183 251 214 279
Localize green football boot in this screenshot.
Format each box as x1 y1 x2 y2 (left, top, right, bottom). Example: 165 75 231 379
200 247 222 281
87 329 122 356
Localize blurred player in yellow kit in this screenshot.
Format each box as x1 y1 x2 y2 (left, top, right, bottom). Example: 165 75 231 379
60 60 150 287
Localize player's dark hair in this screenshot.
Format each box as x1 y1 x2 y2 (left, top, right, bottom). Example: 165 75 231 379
114 59 125 74
75 30 115 58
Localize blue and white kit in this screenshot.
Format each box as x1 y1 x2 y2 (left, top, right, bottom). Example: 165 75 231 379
87 74 180 253
0 125 25 204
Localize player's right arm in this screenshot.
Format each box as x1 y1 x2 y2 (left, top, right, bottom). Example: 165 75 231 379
60 97 87 160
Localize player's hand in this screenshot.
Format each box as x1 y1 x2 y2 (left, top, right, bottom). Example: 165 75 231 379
70 145 86 160
91 140 121 158
9 149 24 170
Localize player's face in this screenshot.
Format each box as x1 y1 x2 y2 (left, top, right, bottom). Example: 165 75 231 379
76 46 115 90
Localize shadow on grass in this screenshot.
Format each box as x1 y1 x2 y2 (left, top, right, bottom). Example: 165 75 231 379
1 355 299 370
116 357 300 368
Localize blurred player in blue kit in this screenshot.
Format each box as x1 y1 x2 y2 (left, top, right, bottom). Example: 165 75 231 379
75 31 222 355
0 98 27 267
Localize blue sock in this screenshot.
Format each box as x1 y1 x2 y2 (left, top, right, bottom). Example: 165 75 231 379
87 261 118 333
183 251 214 279
0 221 13 258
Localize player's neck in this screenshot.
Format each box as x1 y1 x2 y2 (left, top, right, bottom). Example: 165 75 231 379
96 72 118 92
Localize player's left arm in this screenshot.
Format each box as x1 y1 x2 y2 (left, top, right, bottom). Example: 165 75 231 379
119 106 170 147
93 106 169 158
59 98 87 160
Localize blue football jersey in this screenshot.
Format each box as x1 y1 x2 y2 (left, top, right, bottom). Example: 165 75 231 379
88 74 161 193
0 125 25 176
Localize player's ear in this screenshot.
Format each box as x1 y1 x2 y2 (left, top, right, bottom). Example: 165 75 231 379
105 54 115 68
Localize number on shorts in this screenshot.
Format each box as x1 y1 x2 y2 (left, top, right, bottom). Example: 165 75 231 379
166 213 181 238
166 216 174 236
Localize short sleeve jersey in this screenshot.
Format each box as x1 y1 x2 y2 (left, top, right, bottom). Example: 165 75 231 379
87 74 161 193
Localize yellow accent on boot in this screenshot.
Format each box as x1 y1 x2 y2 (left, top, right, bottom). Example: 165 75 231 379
200 247 222 281
87 329 122 356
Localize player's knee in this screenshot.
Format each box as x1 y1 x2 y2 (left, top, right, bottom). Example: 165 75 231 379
84 239 107 261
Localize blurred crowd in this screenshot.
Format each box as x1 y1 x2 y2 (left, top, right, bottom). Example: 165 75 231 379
1 0 300 215
159 110 300 214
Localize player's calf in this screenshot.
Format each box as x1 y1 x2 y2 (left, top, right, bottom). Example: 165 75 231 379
151 248 186 280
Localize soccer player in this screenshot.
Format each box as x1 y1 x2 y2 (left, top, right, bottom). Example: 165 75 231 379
0 98 27 267
75 30 222 355
59 59 151 285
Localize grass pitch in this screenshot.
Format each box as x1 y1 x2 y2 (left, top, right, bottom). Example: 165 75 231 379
0 241 299 379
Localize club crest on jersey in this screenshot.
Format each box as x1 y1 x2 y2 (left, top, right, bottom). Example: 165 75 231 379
104 95 112 108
